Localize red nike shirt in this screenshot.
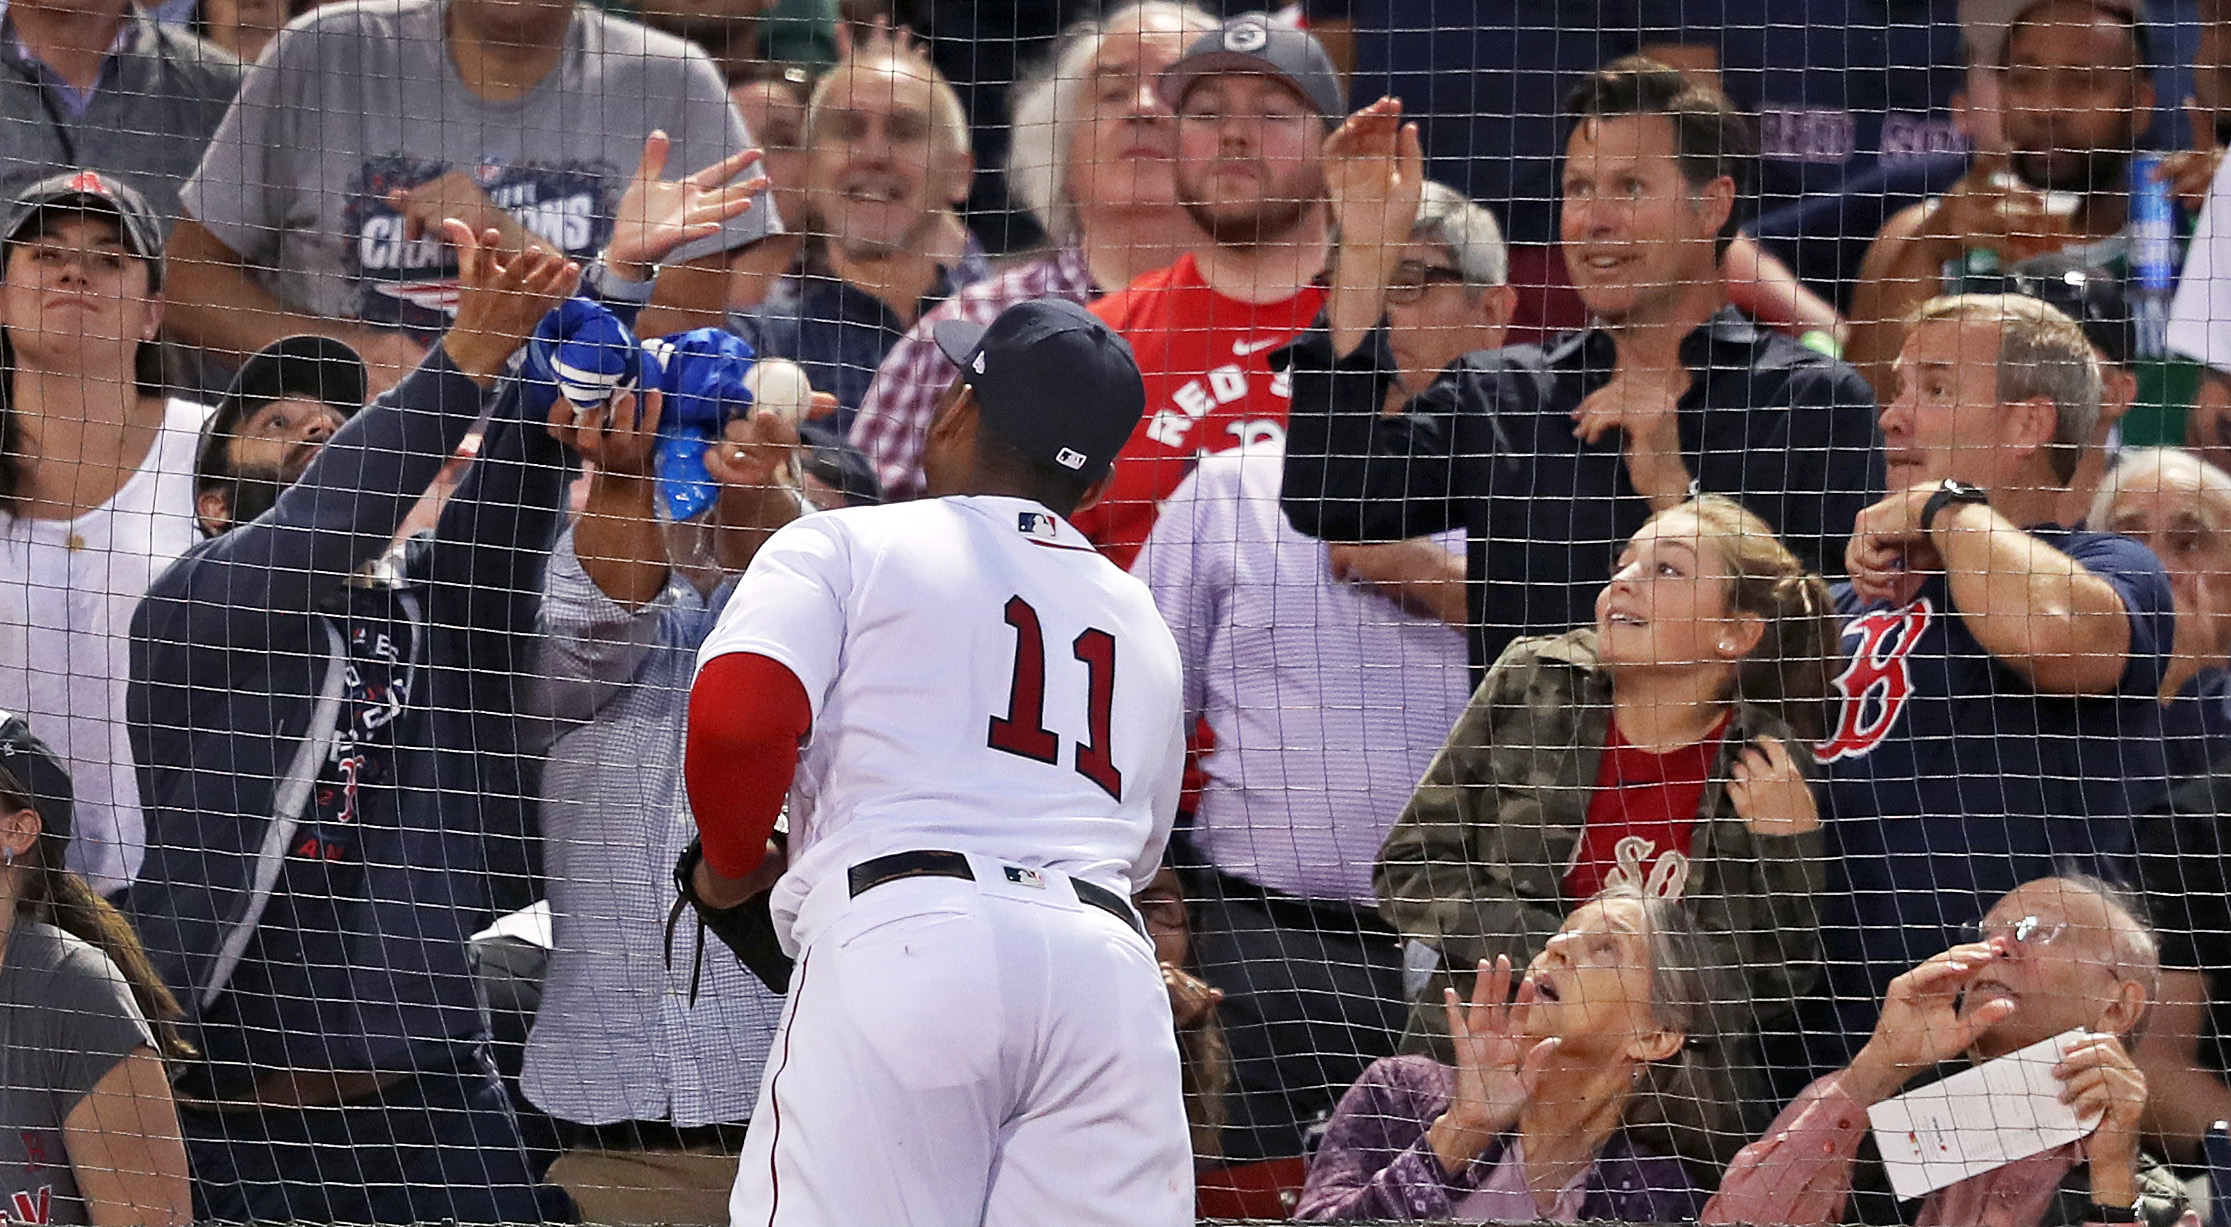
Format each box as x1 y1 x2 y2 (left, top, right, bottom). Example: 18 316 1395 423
1563 712 1731 903
1078 254 1327 569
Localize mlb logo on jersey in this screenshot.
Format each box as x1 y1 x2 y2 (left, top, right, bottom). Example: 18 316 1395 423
1002 865 1046 889
1018 511 1058 539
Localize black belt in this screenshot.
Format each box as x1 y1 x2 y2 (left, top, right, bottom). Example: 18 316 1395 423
847 850 1143 937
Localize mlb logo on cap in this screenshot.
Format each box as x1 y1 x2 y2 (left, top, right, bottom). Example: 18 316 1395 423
930 299 1147 483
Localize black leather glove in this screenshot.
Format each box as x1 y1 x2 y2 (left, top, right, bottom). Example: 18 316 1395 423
668 836 794 998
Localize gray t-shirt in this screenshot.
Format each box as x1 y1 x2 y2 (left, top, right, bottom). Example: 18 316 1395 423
0 921 153 1227
181 0 773 335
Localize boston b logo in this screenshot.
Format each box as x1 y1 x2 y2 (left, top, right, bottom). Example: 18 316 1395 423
1816 599 1932 762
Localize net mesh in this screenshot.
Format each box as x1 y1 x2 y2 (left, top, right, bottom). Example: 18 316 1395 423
0 0 2224 1222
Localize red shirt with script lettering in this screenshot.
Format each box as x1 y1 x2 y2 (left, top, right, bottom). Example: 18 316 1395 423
1080 254 1326 568
1563 713 1731 903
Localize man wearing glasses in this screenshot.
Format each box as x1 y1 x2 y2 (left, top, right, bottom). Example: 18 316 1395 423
1704 876 2190 1227
1281 57 1884 679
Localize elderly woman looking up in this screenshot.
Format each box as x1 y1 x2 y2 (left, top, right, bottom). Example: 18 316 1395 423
1297 886 1743 1221
2091 447 2231 773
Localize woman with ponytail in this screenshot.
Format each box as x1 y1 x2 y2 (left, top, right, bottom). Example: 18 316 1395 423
1378 495 1838 1050
0 714 192 1225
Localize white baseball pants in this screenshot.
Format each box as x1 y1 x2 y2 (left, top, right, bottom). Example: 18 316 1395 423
726 859 1193 1227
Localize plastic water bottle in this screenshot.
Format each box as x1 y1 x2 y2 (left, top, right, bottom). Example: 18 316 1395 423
2130 153 2176 360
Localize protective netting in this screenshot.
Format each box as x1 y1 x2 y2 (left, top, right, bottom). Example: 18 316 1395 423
1 0 2230 1223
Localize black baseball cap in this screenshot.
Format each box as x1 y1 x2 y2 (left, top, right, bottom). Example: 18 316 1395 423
1158 14 1344 122
933 299 1146 482
0 712 72 845
196 334 370 491
1994 252 2136 369
3 170 165 289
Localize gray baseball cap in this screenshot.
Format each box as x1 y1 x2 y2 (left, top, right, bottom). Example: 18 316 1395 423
3 170 165 289
1157 14 1344 122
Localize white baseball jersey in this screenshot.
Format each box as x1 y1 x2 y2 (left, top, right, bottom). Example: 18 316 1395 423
695 493 1187 955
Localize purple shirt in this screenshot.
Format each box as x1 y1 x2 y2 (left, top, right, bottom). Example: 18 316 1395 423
1295 1054 1710 1222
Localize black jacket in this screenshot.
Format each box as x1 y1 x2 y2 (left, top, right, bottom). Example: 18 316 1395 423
1277 307 1885 674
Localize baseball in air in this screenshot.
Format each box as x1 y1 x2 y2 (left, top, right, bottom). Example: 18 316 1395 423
743 358 813 426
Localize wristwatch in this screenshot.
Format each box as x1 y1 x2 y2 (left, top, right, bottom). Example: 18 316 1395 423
1919 478 1991 533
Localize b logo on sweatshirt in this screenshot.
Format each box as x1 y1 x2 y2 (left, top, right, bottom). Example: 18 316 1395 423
1816 599 1932 763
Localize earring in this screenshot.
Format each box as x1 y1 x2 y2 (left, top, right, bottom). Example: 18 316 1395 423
1718 640 1737 655
5 846 16 867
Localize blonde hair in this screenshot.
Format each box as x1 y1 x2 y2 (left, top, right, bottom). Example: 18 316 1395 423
1666 495 1840 741
1005 2 1219 241
1912 293 2103 485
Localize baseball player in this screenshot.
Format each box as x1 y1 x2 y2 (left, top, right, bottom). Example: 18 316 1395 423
679 298 1192 1226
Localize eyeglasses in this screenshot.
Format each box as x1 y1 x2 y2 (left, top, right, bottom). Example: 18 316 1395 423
1961 914 2068 950
1385 263 1469 305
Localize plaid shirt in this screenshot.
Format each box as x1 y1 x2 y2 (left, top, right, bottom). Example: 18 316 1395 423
848 244 1097 501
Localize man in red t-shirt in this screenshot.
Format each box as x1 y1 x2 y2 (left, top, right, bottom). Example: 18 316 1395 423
1080 15 1341 567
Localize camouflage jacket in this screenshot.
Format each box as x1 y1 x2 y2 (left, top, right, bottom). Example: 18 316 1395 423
1376 629 1827 1045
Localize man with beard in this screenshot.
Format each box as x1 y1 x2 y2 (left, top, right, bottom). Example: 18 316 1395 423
729 35 984 440
1847 0 2158 404
1079 14 1339 568
1281 59 1882 678
190 336 368 535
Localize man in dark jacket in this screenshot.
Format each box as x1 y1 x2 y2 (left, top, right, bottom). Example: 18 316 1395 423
124 223 581 1225
1280 59 1883 678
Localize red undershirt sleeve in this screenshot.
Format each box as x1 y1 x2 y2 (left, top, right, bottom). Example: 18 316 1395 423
685 651 814 880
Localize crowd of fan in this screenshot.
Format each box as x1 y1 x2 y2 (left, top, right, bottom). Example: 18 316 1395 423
9 0 2231 1222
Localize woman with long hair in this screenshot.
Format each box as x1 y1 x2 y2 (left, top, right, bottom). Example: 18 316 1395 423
1378 495 1838 1043
0 714 192 1225
1297 886 1746 1220
0 173 212 896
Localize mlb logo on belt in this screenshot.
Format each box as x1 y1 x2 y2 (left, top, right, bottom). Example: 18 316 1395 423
1002 865 1046 889
1018 511 1058 538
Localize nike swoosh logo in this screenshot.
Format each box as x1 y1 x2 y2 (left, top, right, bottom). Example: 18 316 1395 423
1232 336 1284 357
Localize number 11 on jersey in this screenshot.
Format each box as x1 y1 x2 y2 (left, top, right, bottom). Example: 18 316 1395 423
987 595 1123 800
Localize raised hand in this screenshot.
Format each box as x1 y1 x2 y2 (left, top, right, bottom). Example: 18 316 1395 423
390 170 554 254
1728 736 1820 837
2059 1032 2147 1205
545 386 664 475
439 220 582 384
1426 956 1556 1174
1845 940 2014 1103
606 131 771 281
704 406 805 493
1324 97 1425 255
2153 98 2225 214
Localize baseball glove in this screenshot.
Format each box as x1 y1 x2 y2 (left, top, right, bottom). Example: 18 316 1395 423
668 837 794 998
